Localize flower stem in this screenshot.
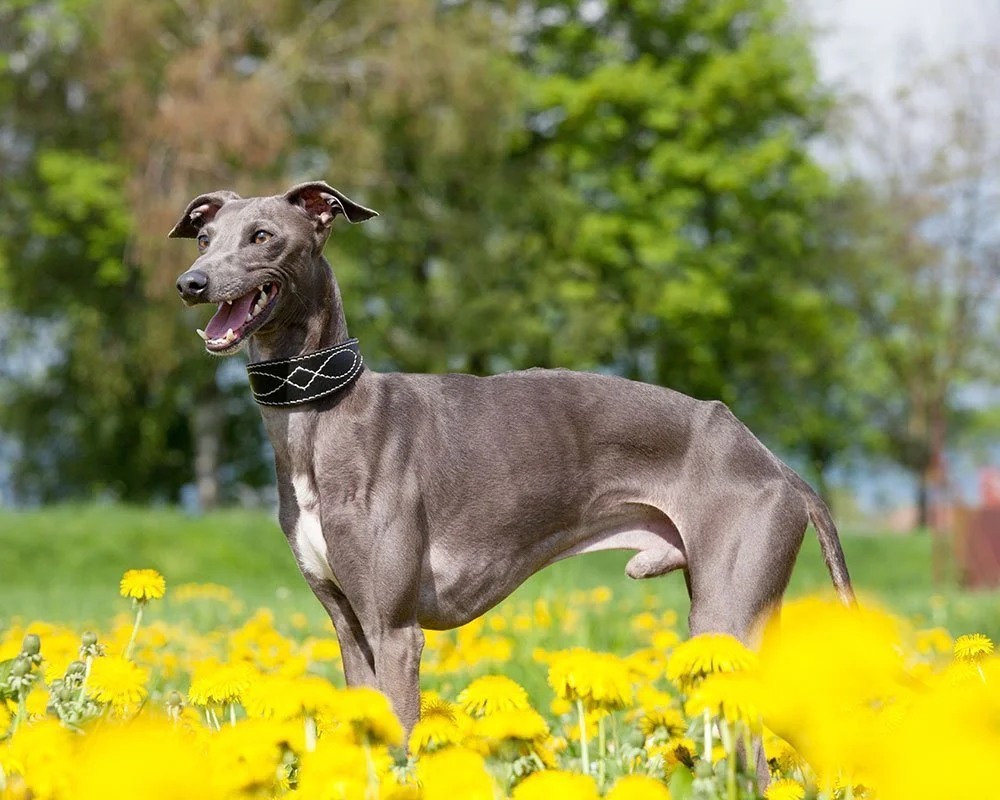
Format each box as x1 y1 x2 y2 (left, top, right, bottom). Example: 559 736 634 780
363 735 379 800
721 719 737 800
598 713 607 789
577 698 591 775
229 702 237 728
11 694 27 735
124 603 145 661
305 715 318 752
703 709 713 763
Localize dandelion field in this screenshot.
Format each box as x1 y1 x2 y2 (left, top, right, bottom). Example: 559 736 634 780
2 507 1000 799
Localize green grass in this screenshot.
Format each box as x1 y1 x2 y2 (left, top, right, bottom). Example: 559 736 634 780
1 504 998 643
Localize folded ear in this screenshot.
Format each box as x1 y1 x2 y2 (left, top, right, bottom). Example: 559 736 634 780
283 181 379 228
168 190 242 238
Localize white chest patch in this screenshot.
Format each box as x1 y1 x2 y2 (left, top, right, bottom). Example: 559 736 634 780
291 473 340 590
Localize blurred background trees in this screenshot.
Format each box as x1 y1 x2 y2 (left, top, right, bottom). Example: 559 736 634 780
1 0 998 522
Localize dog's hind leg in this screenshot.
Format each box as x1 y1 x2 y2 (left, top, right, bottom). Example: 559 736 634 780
682 483 809 791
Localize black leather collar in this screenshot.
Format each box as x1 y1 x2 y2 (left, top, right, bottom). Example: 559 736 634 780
246 339 364 407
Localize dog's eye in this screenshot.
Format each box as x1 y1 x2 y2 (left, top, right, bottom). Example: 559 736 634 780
252 230 272 244
196 234 210 252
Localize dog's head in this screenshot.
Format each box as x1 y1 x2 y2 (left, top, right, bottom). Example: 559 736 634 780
171 181 377 355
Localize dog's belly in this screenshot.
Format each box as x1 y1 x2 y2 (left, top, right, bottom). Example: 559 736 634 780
415 514 686 630
546 518 688 579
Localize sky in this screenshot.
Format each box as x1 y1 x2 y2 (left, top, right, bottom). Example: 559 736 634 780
805 0 994 97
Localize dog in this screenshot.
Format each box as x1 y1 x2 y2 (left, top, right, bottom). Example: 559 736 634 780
172 180 855 737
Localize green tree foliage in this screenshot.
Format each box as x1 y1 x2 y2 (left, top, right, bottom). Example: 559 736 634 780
0 0 867 504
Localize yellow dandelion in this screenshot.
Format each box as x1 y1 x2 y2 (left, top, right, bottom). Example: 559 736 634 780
649 736 697 769
416 746 495 800
765 777 806 800
511 770 600 800
458 675 530 717
915 627 953 656
409 708 465 754
590 586 613 605
606 774 672 800
296 739 370 800
666 634 757 689
87 656 148 712
420 690 459 719
547 648 634 711
639 706 688 739
119 569 166 602
472 708 549 744
765 730 805 775
685 671 761 727
187 660 256 706
953 633 994 663
652 629 682 651
335 686 404 747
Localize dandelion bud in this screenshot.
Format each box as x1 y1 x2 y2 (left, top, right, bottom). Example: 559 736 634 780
21 634 41 656
66 660 87 676
11 657 30 677
167 690 184 708
58 685 75 703
81 631 98 647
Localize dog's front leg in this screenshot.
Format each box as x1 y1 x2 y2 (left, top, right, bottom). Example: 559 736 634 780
305 576 377 687
372 624 424 734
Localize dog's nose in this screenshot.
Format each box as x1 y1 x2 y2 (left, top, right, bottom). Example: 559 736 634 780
176 270 209 300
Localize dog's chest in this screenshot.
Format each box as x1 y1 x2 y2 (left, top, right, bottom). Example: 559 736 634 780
290 472 341 591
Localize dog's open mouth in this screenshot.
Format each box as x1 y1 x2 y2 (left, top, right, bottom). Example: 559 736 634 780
198 283 279 353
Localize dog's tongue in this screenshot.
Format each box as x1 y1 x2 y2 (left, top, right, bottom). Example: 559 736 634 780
205 290 256 339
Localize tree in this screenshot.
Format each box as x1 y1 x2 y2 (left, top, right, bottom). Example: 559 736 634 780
834 48 1000 528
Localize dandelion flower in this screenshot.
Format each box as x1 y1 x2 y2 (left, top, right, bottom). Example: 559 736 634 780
765 778 806 800
649 736 697 769
547 648 634 711
511 770 600 800
87 656 149 712
606 774 672 800
915 627 952 656
685 671 761 728
953 633 994 663
119 569 166 602
335 686 403 747
409 708 465 753
666 634 757 689
458 675 530 717
187 660 256 706
639 706 688 739
472 708 549 743
416 746 495 800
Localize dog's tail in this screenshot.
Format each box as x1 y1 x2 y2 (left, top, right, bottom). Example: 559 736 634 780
783 466 856 607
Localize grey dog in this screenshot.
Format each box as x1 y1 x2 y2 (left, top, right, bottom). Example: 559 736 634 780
172 181 855 736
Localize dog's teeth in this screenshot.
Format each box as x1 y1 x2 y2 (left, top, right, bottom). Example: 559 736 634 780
226 299 232 306
196 328 208 341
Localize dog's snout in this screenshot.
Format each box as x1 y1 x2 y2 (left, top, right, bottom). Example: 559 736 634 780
176 269 209 300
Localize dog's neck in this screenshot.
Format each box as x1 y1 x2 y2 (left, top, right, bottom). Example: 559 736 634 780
249 254 350 364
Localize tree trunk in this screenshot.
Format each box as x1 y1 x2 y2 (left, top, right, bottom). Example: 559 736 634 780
191 400 222 512
915 469 930 531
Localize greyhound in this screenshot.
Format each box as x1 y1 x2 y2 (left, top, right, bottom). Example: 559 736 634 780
171 181 855 737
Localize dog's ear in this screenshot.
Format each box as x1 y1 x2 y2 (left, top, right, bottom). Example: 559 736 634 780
168 191 242 239
283 181 379 228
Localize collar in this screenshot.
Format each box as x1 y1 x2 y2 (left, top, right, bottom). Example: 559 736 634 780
246 338 364 407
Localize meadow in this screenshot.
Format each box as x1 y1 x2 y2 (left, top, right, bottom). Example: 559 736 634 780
1 506 999 799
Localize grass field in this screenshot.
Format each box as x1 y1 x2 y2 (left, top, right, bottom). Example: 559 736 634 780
2 504 998 642
2 505 999 799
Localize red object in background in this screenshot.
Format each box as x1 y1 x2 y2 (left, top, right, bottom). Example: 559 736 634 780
980 468 1000 508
